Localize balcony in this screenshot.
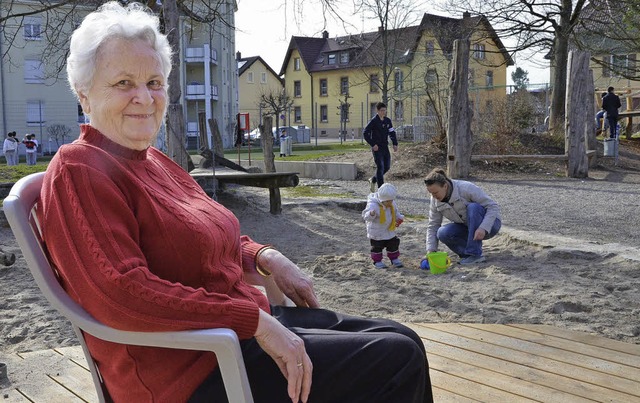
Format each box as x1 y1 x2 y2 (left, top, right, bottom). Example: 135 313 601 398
185 84 219 101
185 46 218 65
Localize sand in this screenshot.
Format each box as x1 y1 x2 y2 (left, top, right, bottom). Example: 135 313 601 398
1 175 638 363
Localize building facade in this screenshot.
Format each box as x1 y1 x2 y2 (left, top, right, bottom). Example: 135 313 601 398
236 53 284 130
280 13 513 140
0 1 239 156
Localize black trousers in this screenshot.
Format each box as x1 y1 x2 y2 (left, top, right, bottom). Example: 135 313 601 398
189 306 433 403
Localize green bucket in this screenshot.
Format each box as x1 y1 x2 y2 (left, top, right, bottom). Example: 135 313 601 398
427 252 451 274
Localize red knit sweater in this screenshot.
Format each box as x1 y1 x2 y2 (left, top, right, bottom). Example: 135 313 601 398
40 125 270 402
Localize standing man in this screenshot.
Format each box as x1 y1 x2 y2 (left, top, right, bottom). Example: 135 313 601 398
363 102 398 192
602 86 622 139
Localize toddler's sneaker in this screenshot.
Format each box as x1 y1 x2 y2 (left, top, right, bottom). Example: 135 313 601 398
391 258 404 268
373 261 388 269
459 255 486 265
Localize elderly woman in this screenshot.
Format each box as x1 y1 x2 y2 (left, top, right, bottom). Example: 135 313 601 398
40 2 432 402
425 168 501 265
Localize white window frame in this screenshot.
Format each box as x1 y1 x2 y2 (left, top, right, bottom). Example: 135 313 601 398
294 81 301 97
328 54 337 65
319 78 328 96
24 17 42 40
247 72 254 83
394 100 404 121
340 77 349 95
320 105 328 122
294 106 302 122
26 101 45 126
24 60 44 84
294 58 301 71
425 41 434 56
340 52 349 64
261 72 267 83
394 70 404 91
473 44 486 60
485 70 493 88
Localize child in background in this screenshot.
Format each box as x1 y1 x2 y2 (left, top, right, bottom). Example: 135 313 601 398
362 183 404 268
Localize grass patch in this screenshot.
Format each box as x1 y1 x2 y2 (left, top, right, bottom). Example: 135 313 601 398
402 213 427 221
282 185 351 199
0 163 49 182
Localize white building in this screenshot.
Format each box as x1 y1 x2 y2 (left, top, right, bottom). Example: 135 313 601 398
0 1 239 155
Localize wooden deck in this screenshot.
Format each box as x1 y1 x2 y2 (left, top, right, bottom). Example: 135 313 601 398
2 324 639 402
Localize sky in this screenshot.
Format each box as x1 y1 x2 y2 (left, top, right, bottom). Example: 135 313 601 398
234 0 551 86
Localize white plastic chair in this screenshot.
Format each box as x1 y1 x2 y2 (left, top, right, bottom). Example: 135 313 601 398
3 172 293 403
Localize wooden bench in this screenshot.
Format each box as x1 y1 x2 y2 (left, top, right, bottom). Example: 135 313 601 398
617 110 640 138
190 167 299 214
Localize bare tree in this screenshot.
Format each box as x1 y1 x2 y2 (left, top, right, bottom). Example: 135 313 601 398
444 0 588 133
47 123 72 148
258 88 294 143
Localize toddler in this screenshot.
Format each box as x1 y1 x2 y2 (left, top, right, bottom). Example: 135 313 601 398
362 183 404 268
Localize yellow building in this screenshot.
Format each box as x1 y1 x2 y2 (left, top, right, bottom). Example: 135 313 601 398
280 13 513 139
236 53 284 130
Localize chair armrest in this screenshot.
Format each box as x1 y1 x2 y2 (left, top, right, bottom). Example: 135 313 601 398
245 271 295 307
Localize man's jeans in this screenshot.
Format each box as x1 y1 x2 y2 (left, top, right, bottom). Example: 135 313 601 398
436 203 501 257
371 146 391 187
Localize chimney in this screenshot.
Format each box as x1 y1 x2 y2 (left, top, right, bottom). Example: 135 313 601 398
322 30 329 39
463 11 470 18
236 51 241 60
378 26 384 32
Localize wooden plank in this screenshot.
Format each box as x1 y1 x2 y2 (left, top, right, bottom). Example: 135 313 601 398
412 324 640 398
420 324 640 397
432 386 480 403
49 360 97 402
413 325 637 402
466 324 640 370
54 346 90 371
429 367 535 402
471 154 569 161
509 324 640 356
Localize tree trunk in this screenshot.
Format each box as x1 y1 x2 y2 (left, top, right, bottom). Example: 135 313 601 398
548 15 571 134
565 51 589 178
209 118 225 157
261 116 281 214
586 69 598 168
163 0 191 171
446 39 472 179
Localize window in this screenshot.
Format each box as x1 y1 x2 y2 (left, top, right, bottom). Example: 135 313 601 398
603 54 636 77
261 72 267 83
468 68 475 87
26 101 44 125
247 72 254 83
425 41 434 56
294 106 302 122
340 52 349 64
340 77 349 95
394 100 404 121
294 80 301 97
485 70 493 88
294 58 301 71
394 70 403 91
369 74 379 93
328 54 336 65
319 78 328 96
320 105 328 122
473 44 485 59
24 60 44 84
24 17 41 40
370 103 377 118
340 103 349 122
426 69 437 87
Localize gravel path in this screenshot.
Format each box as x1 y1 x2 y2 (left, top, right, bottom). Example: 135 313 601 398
305 168 640 250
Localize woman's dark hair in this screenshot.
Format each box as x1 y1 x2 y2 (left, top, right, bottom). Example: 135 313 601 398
424 168 449 186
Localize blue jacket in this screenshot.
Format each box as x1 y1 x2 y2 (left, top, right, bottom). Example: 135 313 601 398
363 116 397 148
